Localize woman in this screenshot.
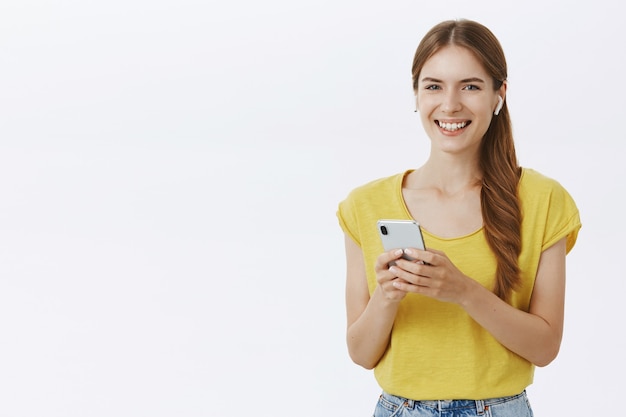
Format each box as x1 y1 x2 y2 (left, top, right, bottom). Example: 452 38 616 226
337 19 581 416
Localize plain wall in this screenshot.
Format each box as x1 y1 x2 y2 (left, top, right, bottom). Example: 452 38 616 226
0 1 623 415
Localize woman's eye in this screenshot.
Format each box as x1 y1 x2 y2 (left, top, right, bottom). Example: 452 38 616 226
425 85 441 90
463 84 480 91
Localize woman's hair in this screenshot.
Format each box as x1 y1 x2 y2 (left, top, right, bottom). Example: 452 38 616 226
411 19 522 302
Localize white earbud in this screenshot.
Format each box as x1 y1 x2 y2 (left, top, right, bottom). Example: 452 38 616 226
494 96 504 116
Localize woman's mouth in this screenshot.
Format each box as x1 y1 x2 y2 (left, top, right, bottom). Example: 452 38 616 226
436 120 470 132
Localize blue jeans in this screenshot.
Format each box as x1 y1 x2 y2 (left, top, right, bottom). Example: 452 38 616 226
373 391 533 417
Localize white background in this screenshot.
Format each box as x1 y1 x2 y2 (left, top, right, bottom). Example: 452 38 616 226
0 0 623 416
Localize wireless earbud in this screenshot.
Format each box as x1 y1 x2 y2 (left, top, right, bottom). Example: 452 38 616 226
494 96 504 116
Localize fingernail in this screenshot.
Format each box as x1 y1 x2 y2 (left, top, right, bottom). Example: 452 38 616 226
395 249 403 256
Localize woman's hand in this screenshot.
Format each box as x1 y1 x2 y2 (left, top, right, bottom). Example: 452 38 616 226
388 248 474 304
374 249 411 302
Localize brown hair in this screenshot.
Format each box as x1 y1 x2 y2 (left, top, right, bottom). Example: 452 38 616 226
411 20 522 301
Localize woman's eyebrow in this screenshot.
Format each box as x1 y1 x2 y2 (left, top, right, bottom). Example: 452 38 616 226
460 77 486 83
420 77 486 83
421 77 442 83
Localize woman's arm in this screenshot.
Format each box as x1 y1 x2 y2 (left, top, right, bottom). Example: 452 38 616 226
344 235 406 369
390 238 567 367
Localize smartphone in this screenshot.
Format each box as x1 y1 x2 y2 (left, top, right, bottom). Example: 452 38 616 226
377 219 426 262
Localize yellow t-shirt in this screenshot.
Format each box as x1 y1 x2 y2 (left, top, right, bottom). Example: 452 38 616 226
337 168 581 400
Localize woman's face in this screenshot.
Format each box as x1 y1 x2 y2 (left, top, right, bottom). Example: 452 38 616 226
415 45 504 157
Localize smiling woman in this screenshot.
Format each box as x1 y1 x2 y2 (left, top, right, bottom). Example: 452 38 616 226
416 46 502 156
337 19 581 417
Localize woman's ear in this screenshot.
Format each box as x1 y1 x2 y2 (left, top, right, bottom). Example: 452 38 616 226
494 81 507 115
494 96 504 115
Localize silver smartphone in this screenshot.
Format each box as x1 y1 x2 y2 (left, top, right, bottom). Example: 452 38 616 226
377 219 426 262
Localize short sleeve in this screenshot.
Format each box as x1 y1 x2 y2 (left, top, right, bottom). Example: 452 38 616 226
337 193 361 246
541 180 581 254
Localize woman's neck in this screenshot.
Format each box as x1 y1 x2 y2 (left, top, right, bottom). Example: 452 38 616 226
406 157 482 195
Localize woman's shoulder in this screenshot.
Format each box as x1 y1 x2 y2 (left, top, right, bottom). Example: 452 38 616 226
337 171 411 238
344 171 410 201
519 167 578 211
518 168 581 253
519 167 568 195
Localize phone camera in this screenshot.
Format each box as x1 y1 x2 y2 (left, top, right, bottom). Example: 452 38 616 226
380 225 388 235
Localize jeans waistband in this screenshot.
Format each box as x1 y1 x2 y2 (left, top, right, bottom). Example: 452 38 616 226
381 390 527 413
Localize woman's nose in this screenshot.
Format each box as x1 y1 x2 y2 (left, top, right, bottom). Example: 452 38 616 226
440 91 462 113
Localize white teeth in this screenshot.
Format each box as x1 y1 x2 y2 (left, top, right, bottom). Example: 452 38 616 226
438 121 468 131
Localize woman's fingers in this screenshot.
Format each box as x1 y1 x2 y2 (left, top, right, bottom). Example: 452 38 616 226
375 249 404 273
403 248 438 266
389 262 432 286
